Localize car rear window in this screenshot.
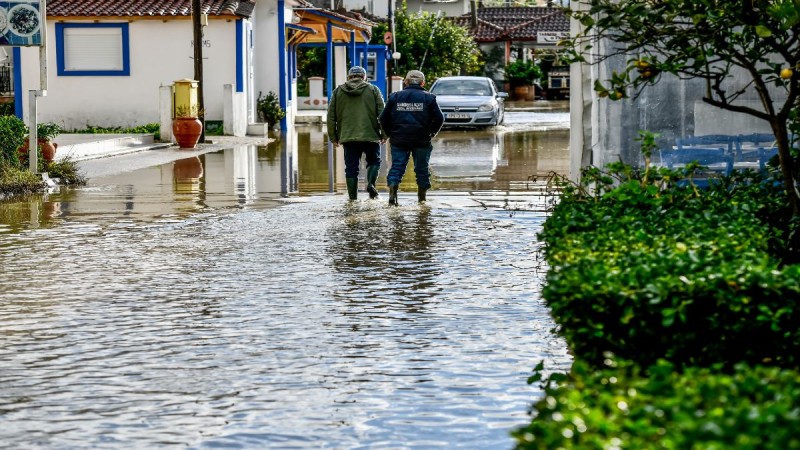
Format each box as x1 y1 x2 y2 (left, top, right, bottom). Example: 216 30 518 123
431 80 491 96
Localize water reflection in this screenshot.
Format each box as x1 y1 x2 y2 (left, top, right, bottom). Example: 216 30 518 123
295 110 570 195
1 109 568 233
329 205 441 318
0 146 297 233
0 117 572 448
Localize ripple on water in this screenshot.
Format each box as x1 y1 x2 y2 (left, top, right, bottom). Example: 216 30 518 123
0 195 571 449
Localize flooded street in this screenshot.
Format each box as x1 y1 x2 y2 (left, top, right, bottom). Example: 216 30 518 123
0 104 572 449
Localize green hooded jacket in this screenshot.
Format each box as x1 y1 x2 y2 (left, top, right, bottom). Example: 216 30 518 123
327 79 386 144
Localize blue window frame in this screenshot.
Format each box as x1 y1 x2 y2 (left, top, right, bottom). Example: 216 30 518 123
55 23 130 76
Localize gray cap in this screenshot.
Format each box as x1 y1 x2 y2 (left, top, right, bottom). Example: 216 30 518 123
405 70 425 84
348 66 367 78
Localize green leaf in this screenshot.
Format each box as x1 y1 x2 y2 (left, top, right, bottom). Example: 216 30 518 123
754 25 773 37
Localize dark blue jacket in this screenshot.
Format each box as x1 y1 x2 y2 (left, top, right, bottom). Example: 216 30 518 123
379 84 444 148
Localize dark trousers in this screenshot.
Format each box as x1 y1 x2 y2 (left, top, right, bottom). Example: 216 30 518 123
387 144 433 189
343 141 381 178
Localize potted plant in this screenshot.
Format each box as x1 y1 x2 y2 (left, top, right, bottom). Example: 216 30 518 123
37 122 61 162
504 59 543 101
172 105 203 149
257 91 286 130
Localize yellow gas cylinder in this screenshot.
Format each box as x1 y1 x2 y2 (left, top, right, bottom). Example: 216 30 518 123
173 79 199 117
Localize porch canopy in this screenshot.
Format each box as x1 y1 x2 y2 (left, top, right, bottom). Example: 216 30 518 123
288 8 372 46
287 6 375 99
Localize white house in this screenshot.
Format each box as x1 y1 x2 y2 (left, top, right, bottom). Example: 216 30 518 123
7 0 374 138
11 0 260 136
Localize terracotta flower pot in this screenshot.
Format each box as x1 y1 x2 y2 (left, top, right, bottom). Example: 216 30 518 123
512 85 535 101
18 138 57 163
172 117 203 149
41 141 57 162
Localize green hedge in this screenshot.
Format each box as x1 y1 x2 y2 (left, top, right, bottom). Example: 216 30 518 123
539 173 800 369
513 359 800 449
0 115 27 166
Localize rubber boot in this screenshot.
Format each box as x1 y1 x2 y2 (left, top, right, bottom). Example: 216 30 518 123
418 187 428 203
388 185 399 206
366 165 380 200
346 178 358 200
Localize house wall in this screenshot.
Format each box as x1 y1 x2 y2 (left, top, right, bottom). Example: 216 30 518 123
253 0 282 101
570 31 787 179
405 0 469 17
19 18 243 131
342 0 388 17
253 0 295 131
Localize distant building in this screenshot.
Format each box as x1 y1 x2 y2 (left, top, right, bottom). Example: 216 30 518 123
451 6 569 94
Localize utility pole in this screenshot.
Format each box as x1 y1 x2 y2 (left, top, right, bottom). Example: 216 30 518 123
192 0 205 143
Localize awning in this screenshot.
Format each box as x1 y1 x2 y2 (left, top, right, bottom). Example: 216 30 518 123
287 8 373 46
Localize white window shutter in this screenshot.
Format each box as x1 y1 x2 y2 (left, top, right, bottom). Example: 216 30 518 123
64 27 123 71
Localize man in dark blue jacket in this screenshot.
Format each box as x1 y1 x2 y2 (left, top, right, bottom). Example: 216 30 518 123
379 70 444 205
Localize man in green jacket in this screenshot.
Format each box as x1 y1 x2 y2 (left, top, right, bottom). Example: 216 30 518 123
327 66 387 200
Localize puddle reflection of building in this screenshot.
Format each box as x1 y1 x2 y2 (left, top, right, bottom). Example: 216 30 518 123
498 129 569 178
201 138 299 202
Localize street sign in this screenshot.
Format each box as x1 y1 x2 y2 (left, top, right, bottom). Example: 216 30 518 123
383 31 392 45
0 1 43 46
537 31 569 46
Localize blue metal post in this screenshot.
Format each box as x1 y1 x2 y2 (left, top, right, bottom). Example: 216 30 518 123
350 30 357 68
326 22 334 100
327 21 335 193
13 47 22 118
278 0 288 131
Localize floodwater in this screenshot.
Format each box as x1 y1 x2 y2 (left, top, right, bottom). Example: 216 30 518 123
0 103 572 449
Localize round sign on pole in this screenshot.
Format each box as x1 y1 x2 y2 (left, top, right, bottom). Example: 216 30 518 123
383 31 393 45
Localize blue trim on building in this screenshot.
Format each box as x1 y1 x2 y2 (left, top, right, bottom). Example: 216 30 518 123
13 47 22 118
326 22 333 101
350 31 357 67
236 19 244 93
286 23 316 33
55 23 130 76
278 0 287 131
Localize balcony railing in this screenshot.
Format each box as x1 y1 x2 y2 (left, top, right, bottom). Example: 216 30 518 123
0 65 14 96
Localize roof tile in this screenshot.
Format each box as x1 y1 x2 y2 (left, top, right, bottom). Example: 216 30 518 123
47 0 256 18
452 6 569 43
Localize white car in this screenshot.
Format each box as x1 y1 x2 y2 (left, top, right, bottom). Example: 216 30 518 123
429 76 509 128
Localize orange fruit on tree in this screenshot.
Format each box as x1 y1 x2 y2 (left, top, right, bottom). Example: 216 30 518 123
780 68 793 79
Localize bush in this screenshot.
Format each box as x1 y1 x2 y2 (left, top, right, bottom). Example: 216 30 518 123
37 122 62 141
505 59 543 86
257 91 286 128
67 123 160 135
0 115 27 167
539 165 800 369
0 102 14 116
513 358 800 449
44 157 87 186
67 123 161 141
0 162 45 196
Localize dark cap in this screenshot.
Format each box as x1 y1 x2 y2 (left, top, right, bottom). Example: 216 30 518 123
348 66 367 78
405 70 425 84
